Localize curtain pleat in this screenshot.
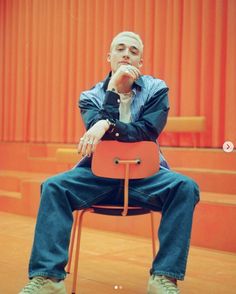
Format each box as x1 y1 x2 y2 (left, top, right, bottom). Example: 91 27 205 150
0 0 235 147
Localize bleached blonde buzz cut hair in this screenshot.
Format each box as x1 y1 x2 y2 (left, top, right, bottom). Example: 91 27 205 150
110 31 144 53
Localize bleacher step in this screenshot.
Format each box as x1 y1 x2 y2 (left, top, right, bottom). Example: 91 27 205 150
0 174 21 192
27 157 72 173
174 167 236 194
28 143 76 158
0 170 50 202
0 170 51 181
201 192 236 206
162 147 236 170
0 189 22 199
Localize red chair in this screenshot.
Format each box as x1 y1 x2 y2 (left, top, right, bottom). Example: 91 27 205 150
67 140 160 294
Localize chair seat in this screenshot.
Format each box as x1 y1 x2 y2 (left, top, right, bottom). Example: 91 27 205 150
91 205 151 216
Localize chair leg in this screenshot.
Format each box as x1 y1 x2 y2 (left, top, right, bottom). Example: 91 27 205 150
67 211 79 274
71 208 93 294
150 211 156 258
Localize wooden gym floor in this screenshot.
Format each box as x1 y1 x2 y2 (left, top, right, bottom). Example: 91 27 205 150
0 212 236 294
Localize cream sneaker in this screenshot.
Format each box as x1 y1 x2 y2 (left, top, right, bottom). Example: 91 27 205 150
18 276 67 294
147 275 180 294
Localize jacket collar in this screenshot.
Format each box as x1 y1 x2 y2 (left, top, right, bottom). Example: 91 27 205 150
102 71 144 92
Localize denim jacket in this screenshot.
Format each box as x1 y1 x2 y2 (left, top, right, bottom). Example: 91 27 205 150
78 73 170 168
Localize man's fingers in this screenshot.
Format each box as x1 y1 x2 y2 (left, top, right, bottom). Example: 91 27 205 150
123 66 140 80
77 138 84 153
85 138 94 157
78 135 98 157
78 122 106 156
91 138 99 153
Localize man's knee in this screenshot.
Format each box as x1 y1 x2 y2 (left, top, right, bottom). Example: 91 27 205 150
41 173 65 194
178 174 200 205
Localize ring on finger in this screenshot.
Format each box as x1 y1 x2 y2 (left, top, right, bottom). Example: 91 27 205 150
87 140 93 145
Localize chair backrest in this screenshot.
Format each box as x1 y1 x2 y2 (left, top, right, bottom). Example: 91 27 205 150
92 140 159 179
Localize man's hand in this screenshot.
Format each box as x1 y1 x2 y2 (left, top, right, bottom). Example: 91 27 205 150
77 120 109 157
108 64 141 93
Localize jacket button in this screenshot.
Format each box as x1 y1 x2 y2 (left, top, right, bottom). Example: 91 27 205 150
117 99 120 103
115 133 120 137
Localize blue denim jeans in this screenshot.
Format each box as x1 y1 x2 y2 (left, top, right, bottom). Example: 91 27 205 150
28 165 199 281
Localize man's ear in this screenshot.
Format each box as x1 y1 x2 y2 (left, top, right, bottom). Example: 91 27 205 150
107 53 111 62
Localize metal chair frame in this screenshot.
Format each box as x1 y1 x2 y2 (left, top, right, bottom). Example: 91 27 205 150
66 141 159 294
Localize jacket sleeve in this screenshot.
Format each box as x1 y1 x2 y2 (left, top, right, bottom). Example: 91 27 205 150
79 87 169 142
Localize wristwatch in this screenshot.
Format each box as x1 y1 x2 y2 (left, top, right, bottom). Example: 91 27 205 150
105 118 116 133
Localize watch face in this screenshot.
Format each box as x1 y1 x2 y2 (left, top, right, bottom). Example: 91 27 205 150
109 118 116 125
106 119 116 133
106 119 111 126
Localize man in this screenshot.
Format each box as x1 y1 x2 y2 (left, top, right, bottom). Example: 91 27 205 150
19 31 199 294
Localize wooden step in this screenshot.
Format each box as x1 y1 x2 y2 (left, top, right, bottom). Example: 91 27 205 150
28 143 75 158
56 148 81 163
162 147 236 171
27 156 72 173
0 174 22 192
201 192 236 206
192 201 236 252
0 179 42 217
0 170 50 216
0 170 51 191
174 167 236 194
164 116 206 132
0 170 51 182
0 189 22 199
0 142 75 171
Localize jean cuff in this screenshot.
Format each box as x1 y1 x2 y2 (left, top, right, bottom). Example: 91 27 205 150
150 270 184 281
29 271 66 280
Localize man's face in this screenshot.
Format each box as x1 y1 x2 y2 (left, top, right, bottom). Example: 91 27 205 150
107 35 143 73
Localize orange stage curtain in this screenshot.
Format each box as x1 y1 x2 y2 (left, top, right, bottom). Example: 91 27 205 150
0 0 235 147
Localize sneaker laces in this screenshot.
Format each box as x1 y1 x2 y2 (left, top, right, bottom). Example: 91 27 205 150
156 276 180 294
20 277 46 293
